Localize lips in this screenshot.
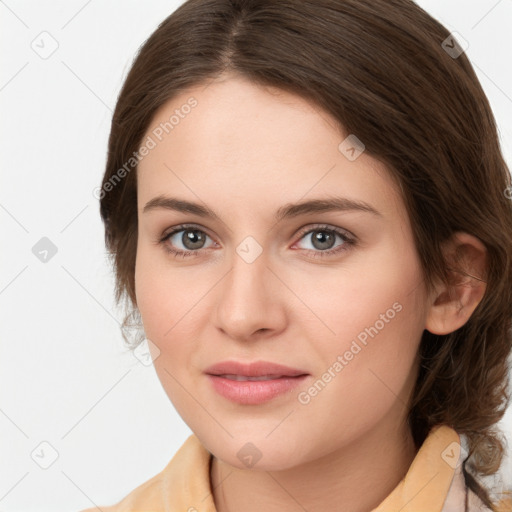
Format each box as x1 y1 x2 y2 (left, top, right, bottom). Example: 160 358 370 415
217 374 285 381
205 360 310 405
205 360 308 378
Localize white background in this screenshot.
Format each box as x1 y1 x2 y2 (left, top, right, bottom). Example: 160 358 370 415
1 1 511 510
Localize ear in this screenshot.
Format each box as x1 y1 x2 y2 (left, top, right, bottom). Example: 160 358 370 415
425 232 488 335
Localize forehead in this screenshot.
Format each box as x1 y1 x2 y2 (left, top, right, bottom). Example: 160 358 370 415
136 76 405 223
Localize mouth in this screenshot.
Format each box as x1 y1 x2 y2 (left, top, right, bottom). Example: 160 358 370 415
205 360 310 405
214 374 297 381
205 359 308 378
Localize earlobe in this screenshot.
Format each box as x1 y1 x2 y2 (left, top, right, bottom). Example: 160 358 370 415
424 232 488 335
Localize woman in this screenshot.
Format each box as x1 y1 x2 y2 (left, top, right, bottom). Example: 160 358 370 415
82 0 512 510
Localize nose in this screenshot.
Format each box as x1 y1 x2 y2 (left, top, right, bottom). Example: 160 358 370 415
213 249 287 342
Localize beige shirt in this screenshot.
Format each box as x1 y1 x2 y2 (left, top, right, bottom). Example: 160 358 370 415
81 425 503 511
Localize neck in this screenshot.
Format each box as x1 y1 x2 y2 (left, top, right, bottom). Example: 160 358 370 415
210 413 417 512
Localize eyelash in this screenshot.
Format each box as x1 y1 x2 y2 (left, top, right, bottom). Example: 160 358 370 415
157 224 356 260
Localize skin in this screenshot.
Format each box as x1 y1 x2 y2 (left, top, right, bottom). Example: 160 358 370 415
134 73 487 512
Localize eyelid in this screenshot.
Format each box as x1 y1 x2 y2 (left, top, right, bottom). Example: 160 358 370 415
160 223 215 241
293 223 355 243
159 223 218 248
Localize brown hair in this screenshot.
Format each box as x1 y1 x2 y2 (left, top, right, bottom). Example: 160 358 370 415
99 0 512 507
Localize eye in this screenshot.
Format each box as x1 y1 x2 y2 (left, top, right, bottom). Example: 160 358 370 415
158 223 356 259
158 225 216 258
293 224 356 258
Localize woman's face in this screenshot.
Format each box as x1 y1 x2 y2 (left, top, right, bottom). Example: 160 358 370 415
135 74 429 470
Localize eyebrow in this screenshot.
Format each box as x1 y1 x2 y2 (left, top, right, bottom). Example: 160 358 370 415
142 195 382 221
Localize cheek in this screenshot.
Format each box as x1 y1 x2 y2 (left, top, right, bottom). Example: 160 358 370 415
135 244 200 341
288 296 424 465
293 238 425 355
134 245 211 391
294 244 426 420
135 248 204 421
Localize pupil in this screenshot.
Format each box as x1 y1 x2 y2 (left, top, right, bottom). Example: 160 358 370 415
183 229 205 250
313 230 334 250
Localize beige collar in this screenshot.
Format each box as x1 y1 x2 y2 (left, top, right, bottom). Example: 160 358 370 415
86 425 493 511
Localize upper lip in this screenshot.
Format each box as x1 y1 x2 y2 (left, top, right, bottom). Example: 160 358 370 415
205 360 309 378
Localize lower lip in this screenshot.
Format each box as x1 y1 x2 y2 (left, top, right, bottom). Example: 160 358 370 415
206 374 309 405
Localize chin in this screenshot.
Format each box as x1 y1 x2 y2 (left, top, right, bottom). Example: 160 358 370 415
196 427 311 471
